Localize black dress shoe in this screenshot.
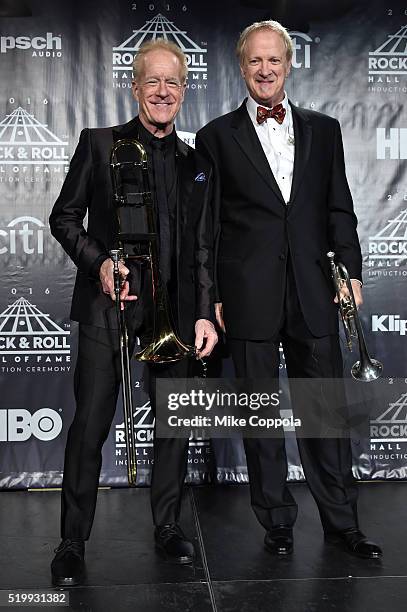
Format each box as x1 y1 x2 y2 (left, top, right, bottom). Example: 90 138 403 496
264 526 294 556
155 524 195 564
51 539 85 587
325 528 382 559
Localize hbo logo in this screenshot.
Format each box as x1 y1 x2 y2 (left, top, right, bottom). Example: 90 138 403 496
0 408 62 442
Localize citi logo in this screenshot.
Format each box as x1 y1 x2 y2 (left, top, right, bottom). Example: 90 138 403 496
0 216 44 255
289 31 318 69
0 33 62 55
0 408 62 442
376 128 407 159
372 315 407 335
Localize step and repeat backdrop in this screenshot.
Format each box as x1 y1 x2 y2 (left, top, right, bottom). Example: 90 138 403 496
0 0 406 489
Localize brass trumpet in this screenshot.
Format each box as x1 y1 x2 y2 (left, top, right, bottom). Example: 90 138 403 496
327 251 383 382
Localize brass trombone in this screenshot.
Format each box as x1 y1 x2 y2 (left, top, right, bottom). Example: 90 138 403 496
327 251 383 382
109 138 196 484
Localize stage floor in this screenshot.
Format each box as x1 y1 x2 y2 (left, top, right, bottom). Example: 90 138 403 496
0 482 405 611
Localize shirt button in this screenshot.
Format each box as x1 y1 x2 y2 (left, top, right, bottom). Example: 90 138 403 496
279 253 286 260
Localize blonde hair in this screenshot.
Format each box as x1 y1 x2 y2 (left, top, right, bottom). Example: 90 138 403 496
236 20 293 64
132 39 188 83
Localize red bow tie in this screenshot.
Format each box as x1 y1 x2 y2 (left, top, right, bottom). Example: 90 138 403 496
256 104 286 125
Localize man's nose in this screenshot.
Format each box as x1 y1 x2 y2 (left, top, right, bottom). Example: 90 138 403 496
157 79 169 96
258 61 271 76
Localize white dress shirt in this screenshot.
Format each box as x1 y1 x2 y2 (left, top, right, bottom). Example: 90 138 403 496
246 95 362 287
246 93 294 204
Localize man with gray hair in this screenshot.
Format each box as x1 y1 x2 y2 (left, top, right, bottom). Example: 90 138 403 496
49 38 217 586
196 20 382 559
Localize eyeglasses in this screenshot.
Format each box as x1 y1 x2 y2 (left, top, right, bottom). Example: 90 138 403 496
142 78 184 90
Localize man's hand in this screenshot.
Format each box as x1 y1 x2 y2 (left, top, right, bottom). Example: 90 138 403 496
195 319 218 359
99 258 138 310
215 302 226 332
350 280 363 308
334 279 363 309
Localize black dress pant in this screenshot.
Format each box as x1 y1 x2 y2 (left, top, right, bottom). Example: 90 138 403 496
61 322 190 540
228 260 358 534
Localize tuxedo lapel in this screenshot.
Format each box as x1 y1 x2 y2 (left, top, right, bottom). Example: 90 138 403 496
289 103 312 206
231 102 285 205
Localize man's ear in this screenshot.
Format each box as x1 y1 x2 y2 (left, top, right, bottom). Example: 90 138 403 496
131 81 139 102
285 60 292 77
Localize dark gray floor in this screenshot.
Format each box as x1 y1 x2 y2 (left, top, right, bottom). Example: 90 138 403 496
0 482 405 611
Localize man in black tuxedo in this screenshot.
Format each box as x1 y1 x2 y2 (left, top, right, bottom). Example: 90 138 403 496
49 39 217 586
196 20 381 559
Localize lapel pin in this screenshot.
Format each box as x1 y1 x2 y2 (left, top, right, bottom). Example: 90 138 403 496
195 172 206 182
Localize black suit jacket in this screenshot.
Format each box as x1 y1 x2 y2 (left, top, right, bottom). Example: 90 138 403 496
195 100 362 340
50 117 214 342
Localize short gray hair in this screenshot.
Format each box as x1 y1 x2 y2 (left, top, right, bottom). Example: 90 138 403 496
132 39 188 83
236 20 293 64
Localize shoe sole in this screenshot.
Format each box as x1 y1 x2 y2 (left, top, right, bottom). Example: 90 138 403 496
155 544 195 565
264 546 293 556
324 537 382 559
51 573 84 588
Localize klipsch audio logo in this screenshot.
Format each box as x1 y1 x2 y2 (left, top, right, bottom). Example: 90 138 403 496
368 25 407 93
289 31 319 69
0 297 70 372
372 315 407 336
112 13 207 89
366 209 407 277
0 33 62 57
0 408 62 441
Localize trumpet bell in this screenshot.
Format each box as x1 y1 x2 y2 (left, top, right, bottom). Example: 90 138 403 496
351 358 383 383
